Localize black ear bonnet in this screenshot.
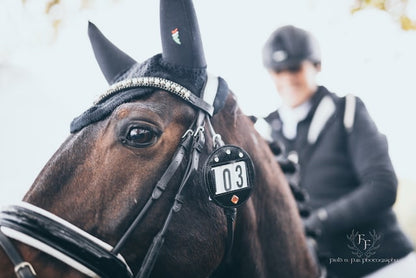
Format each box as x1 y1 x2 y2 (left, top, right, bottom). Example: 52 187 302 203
70 0 229 133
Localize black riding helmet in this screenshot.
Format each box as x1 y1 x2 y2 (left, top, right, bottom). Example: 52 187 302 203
262 25 321 72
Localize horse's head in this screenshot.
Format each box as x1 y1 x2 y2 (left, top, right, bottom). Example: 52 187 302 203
0 1 236 277
23 85 228 277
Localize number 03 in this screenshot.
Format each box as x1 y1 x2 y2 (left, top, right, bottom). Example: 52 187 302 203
212 161 248 195
222 164 244 192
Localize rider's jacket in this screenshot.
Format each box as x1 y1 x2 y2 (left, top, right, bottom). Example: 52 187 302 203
264 86 414 277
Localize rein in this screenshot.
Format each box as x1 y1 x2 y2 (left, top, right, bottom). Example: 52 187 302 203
0 75 244 278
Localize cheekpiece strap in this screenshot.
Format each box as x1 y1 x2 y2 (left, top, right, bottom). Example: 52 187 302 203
0 229 37 278
96 77 214 116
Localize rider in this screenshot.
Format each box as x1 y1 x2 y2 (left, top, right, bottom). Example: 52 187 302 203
260 25 415 277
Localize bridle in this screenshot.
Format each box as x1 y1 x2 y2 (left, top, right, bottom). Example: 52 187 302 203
0 74 254 278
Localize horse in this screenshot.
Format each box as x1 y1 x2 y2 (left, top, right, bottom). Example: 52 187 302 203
0 1 319 277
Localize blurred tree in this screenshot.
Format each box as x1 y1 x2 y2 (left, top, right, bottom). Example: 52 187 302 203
16 0 415 41
20 0 115 40
352 0 416 30
45 0 62 39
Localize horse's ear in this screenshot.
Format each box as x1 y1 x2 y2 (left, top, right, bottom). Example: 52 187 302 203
88 22 137 84
160 0 206 69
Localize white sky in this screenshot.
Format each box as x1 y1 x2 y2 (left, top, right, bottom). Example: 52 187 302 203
1 0 416 204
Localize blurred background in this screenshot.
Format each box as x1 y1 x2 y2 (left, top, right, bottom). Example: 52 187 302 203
1 0 415 243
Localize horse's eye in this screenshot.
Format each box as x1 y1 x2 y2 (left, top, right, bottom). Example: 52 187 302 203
124 126 158 147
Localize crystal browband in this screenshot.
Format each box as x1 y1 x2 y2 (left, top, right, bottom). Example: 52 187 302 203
96 77 192 104
95 76 214 116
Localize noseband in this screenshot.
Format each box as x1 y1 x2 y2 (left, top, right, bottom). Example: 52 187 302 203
0 75 254 278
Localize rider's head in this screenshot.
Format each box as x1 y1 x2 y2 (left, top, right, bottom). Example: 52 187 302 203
263 25 321 108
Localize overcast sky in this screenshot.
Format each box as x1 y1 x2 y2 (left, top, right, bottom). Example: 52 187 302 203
1 0 416 204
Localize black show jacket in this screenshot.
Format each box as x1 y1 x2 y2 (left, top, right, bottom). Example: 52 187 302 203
265 86 413 277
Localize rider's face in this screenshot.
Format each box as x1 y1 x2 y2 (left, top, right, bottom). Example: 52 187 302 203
269 61 320 108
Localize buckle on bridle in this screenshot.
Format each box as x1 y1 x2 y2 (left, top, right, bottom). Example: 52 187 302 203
14 261 37 277
212 134 223 148
181 129 194 139
193 126 205 138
